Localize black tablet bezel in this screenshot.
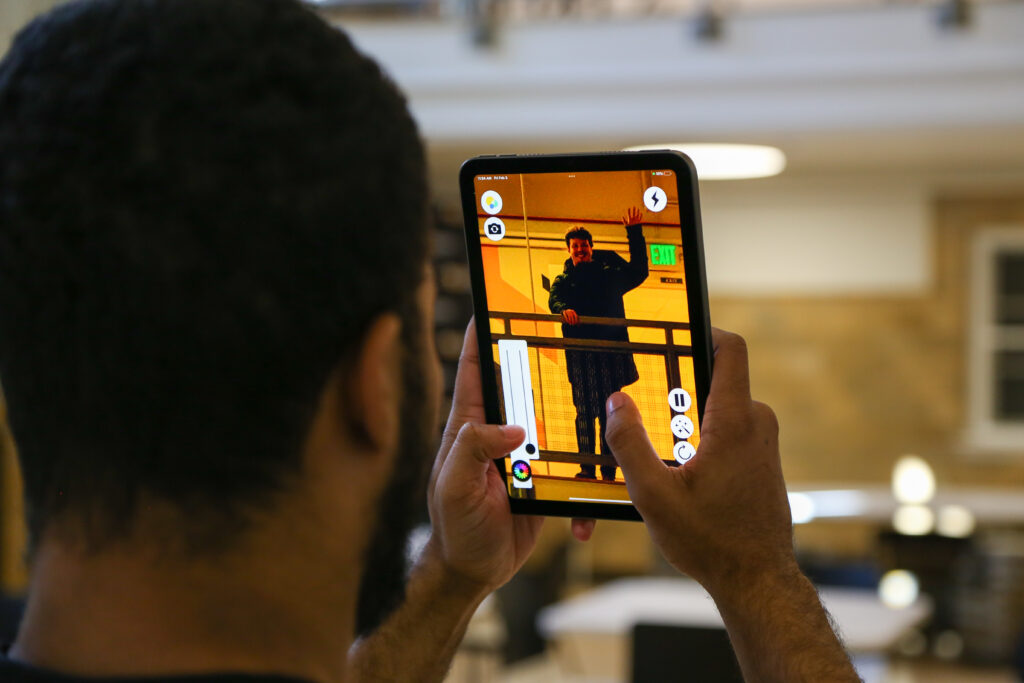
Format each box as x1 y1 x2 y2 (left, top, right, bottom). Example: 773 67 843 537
458 151 713 522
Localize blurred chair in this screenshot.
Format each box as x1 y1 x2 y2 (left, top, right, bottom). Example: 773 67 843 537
877 531 972 638
949 532 1024 666
631 623 743 683
495 531 570 664
0 595 23 646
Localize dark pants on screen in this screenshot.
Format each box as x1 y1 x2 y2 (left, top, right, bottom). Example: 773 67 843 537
570 374 623 480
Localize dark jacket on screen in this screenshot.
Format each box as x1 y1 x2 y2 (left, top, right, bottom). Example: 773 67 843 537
547 223 648 390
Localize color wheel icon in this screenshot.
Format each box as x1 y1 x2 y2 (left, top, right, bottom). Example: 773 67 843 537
512 460 532 482
481 190 502 215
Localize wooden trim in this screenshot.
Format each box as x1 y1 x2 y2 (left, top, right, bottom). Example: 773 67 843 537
0 393 27 593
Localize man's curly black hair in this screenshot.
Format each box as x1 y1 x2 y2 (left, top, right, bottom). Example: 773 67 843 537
0 0 429 552
564 226 593 247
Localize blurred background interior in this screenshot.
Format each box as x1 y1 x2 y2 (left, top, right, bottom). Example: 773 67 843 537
2 0 1024 680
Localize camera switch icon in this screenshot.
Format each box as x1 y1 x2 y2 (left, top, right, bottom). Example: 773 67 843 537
484 217 506 242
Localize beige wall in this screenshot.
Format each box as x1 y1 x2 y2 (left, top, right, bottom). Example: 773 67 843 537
0 0 62 56
724 193 1024 556
716 194 1024 483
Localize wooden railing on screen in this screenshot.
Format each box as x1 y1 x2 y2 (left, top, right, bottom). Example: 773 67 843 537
489 311 691 467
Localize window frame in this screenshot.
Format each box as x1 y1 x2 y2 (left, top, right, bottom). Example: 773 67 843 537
966 226 1024 453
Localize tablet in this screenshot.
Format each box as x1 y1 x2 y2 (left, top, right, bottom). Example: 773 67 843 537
459 151 713 521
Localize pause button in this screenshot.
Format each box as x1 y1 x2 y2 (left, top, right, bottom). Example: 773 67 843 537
667 388 691 413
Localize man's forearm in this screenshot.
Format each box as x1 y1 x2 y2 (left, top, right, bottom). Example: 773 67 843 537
708 563 861 683
347 540 488 683
623 223 648 287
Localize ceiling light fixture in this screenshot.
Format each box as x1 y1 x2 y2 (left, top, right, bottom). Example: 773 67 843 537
892 455 936 505
625 143 786 180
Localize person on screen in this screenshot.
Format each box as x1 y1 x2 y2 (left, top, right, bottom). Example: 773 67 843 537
548 208 649 480
0 2 860 682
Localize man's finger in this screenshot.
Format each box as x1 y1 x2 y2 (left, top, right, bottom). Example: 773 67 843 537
444 422 525 482
707 328 752 408
439 319 484 461
571 518 596 542
605 392 666 501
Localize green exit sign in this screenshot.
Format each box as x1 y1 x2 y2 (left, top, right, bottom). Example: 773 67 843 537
650 243 677 266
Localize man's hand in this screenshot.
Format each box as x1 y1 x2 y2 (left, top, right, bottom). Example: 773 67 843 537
560 309 580 326
426 321 544 596
605 328 793 589
350 321 548 682
604 329 860 682
428 319 596 581
622 206 643 227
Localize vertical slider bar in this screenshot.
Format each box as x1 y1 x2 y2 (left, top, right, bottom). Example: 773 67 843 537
497 339 539 489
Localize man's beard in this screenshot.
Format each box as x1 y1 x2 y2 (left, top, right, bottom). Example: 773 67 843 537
354 308 435 637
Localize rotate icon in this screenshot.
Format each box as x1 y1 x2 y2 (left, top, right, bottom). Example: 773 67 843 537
673 440 696 464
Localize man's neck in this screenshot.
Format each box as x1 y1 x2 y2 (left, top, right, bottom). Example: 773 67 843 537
10 526 358 683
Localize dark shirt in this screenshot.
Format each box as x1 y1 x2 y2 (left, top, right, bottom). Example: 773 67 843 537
0 657 312 683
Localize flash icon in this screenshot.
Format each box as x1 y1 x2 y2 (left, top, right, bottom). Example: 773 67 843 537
644 186 667 213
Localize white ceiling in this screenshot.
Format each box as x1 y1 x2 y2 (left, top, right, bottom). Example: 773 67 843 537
340 1 1024 179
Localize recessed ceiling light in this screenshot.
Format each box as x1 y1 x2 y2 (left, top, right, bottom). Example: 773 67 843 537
624 143 786 180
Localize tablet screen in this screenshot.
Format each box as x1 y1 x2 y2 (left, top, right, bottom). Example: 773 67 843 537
470 168 702 505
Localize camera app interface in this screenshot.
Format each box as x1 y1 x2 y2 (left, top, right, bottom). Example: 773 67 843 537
473 169 701 505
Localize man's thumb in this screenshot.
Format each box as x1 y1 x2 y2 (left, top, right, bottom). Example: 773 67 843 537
446 422 525 477
606 393 665 498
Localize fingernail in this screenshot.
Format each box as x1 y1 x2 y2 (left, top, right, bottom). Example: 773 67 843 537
606 393 627 414
501 424 525 439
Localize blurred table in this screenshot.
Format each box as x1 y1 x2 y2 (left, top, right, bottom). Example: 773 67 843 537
499 654 1021 683
536 577 932 682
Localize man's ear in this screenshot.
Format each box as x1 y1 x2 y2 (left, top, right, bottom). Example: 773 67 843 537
345 313 402 455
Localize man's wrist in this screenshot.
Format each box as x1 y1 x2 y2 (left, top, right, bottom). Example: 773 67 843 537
702 555 806 611
415 536 492 608
701 555 860 681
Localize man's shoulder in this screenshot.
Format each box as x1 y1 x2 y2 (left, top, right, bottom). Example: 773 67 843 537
593 250 627 267
551 269 571 285
0 657 312 683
